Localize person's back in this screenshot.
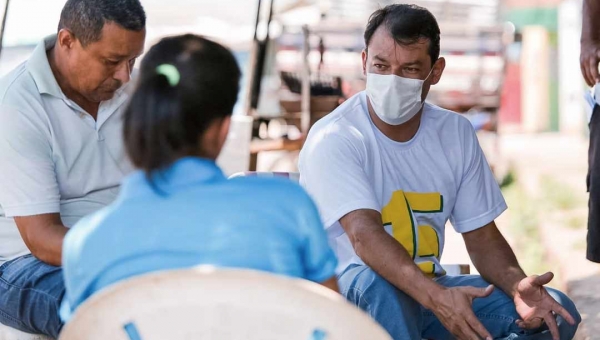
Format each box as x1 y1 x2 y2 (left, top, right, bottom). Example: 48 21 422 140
60 34 338 321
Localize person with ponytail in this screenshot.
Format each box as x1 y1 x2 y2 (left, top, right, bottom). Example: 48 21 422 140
59 34 338 321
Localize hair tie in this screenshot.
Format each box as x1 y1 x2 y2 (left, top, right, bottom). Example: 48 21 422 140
156 64 180 87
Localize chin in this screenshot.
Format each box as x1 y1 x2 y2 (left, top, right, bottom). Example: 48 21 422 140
93 92 116 102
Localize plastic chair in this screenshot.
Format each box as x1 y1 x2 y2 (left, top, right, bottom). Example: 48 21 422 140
0 324 50 340
59 266 391 340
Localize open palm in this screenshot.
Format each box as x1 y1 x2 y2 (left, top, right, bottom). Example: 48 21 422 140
513 272 576 340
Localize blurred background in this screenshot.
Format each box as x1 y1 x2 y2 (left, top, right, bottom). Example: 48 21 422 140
0 0 596 338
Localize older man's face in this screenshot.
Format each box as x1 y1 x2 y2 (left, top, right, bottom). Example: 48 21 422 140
65 22 145 103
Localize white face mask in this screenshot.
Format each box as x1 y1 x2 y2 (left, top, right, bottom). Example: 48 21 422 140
366 69 433 126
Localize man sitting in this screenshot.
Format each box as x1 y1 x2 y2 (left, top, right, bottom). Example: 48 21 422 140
0 0 146 337
299 4 580 339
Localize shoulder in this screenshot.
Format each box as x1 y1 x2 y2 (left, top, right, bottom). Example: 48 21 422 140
309 92 369 137
0 62 40 107
303 92 371 158
423 103 469 124
229 175 306 196
0 66 48 133
228 175 315 208
422 103 477 138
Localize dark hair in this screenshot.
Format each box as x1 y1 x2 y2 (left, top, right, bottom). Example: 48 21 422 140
123 34 241 176
364 4 440 64
58 0 146 47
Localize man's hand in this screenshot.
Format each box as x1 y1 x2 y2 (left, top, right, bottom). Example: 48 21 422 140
580 40 600 87
341 209 494 338
430 285 494 340
513 272 576 340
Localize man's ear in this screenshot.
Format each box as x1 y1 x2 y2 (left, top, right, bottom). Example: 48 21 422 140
361 49 368 76
57 29 77 50
430 57 446 85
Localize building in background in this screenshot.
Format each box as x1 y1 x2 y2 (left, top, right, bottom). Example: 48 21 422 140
0 0 587 136
500 0 585 135
276 0 507 116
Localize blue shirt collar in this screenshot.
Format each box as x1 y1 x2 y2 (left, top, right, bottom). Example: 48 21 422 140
121 157 225 197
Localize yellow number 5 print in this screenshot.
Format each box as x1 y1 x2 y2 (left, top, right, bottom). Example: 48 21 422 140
381 190 443 275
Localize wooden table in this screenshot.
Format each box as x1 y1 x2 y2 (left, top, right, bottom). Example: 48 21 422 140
249 137 304 171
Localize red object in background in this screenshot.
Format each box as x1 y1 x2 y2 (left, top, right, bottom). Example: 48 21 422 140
499 62 522 124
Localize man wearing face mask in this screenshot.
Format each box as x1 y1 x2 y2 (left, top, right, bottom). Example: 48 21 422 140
0 0 145 337
299 4 580 340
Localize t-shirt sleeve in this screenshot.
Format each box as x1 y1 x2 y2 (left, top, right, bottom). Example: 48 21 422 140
295 188 338 283
449 123 507 233
299 130 379 229
0 106 60 216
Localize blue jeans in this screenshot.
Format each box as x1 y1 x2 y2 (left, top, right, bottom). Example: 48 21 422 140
0 254 64 338
339 264 581 340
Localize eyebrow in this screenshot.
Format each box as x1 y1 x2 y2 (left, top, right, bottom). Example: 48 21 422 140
372 55 423 67
106 52 143 60
372 55 389 63
401 61 423 67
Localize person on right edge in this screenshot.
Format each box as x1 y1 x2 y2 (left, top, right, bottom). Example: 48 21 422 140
581 0 600 264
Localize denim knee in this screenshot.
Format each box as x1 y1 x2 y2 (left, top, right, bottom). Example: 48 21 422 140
547 288 581 339
0 255 64 338
339 265 422 340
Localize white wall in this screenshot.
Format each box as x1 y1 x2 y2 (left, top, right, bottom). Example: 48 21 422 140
558 0 585 135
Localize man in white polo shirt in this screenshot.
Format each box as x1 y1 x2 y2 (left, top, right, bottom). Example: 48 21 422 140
300 4 580 340
0 0 145 337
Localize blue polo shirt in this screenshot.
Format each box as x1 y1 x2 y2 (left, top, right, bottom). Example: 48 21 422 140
60 157 337 321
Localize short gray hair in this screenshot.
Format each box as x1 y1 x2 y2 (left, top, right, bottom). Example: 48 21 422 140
58 0 146 47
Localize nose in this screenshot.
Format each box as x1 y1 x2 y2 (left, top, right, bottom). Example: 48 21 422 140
390 66 403 77
114 61 131 84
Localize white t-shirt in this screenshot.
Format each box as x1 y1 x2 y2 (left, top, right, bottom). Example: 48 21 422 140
299 91 507 275
0 35 134 263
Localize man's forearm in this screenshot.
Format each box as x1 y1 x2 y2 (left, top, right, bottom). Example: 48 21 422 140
355 228 445 309
34 223 68 266
582 0 600 43
15 215 68 266
465 225 526 298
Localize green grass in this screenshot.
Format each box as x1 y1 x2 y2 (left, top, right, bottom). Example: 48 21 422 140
565 214 586 230
501 182 553 278
539 176 584 211
572 239 587 251
498 172 592 287
498 169 516 189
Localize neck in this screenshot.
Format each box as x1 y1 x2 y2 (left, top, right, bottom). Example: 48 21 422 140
48 46 100 119
367 98 422 142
